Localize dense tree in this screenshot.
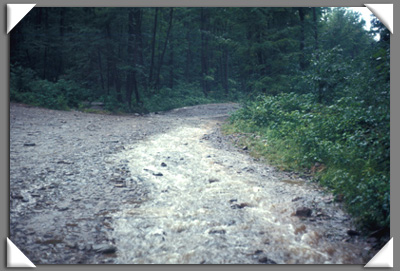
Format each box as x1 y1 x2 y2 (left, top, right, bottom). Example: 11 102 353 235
10 7 382 110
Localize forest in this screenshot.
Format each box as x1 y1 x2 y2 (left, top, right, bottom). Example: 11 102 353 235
10 7 390 234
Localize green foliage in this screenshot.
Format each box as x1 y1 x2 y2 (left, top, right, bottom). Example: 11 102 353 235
143 84 217 112
227 91 389 230
102 94 130 113
10 65 89 110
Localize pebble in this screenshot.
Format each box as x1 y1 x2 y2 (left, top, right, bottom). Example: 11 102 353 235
24 143 36 146
231 203 250 209
92 244 117 254
209 229 226 234
347 230 360 236
292 196 302 202
208 178 219 183
57 205 69 211
258 256 277 264
295 207 312 217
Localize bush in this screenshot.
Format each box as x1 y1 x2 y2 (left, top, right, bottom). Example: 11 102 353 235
143 85 217 112
226 92 389 230
10 65 89 110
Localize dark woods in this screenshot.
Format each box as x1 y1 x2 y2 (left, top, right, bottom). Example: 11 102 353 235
10 7 390 233
11 7 386 112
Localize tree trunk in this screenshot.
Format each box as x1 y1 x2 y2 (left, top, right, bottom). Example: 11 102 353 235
148 8 158 90
57 8 65 80
42 8 48 80
184 21 192 81
223 47 229 94
169 38 174 89
200 8 210 97
313 7 322 102
298 7 306 70
97 49 105 92
126 8 141 109
105 22 113 96
155 8 174 91
313 8 319 56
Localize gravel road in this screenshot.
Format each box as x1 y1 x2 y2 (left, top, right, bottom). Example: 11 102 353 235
10 102 375 264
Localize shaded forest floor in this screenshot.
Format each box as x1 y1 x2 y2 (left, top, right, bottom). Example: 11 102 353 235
10 103 379 264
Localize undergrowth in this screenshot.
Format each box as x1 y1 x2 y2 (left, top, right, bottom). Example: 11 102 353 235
223 92 390 232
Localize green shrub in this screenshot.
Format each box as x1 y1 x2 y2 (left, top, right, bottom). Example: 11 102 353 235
10 65 89 110
226 92 390 230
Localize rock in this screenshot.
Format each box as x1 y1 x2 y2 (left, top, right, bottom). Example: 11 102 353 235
57 204 69 211
65 241 76 248
347 229 360 236
161 162 167 167
231 203 250 209
209 229 226 234
208 178 219 183
295 207 312 217
335 194 344 202
24 229 36 235
11 193 24 200
369 227 389 239
294 225 307 235
323 195 334 204
57 160 74 164
24 143 36 146
258 255 277 264
77 242 86 251
92 244 117 254
292 196 303 202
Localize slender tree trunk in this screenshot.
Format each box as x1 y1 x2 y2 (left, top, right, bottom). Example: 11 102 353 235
169 38 174 89
136 9 146 93
42 8 48 80
57 8 65 80
97 49 105 91
298 7 306 70
132 8 142 104
148 8 158 90
185 21 192 81
126 8 142 109
155 8 174 91
106 23 113 95
313 8 319 56
126 10 134 109
313 7 322 103
223 47 229 94
200 8 210 97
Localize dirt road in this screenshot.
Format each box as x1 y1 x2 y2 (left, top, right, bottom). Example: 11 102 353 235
10 103 373 264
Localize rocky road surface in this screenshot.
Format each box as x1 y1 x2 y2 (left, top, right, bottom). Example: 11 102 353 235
10 103 376 264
